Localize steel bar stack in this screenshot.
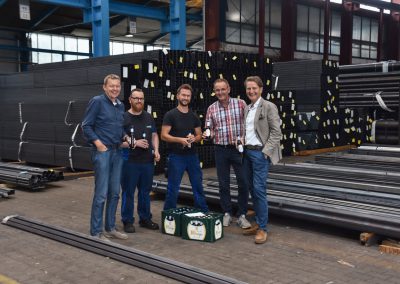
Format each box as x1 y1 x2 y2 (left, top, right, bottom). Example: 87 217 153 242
314 152 400 172
153 162 400 238
0 162 63 182
273 59 343 149
2 215 246 284
121 50 273 173
339 61 400 145
0 50 275 172
348 145 400 158
0 186 15 198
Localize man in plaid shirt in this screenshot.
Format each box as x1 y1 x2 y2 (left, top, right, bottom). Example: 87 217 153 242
203 78 251 229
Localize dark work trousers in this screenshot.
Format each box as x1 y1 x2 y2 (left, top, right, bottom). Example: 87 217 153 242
214 145 249 216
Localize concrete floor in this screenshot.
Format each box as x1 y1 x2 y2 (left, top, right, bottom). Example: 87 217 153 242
1 169 400 284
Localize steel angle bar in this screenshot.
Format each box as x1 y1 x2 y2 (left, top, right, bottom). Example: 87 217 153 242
1 216 246 284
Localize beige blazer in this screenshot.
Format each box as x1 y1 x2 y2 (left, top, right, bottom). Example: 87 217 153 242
244 97 282 165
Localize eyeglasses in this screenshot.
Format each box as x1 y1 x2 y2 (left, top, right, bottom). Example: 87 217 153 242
130 97 144 101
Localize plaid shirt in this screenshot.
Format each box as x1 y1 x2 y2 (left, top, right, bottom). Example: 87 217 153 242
205 97 246 145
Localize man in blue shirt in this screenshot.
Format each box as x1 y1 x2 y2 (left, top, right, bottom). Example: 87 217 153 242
82 74 128 241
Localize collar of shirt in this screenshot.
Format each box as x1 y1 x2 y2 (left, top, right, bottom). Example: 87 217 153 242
250 96 262 110
217 97 231 109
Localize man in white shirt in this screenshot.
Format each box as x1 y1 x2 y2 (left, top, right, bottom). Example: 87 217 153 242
242 76 282 244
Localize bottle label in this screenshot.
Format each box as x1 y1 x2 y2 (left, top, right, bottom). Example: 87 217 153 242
187 220 206 240
164 216 176 235
214 219 222 240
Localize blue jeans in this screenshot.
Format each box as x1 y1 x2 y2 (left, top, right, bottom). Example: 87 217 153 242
90 148 123 236
163 153 208 212
120 161 154 224
214 146 249 216
243 149 270 231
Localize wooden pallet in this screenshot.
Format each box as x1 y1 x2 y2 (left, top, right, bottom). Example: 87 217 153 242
379 239 400 255
293 144 356 156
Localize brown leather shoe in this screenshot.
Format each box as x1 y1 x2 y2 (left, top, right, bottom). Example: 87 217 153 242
243 224 259 236
255 229 268 244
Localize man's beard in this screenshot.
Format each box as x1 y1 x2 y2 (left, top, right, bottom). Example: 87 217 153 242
132 103 144 112
178 99 189 107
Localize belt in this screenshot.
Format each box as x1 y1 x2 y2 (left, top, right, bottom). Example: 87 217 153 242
245 145 263 151
215 144 236 149
105 144 120 150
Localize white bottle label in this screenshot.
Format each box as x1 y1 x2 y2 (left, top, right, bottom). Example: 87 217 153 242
187 220 206 240
164 216 176 235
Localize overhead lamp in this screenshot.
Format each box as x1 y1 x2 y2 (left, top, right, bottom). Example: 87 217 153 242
125 17 136 38
19 0 31 20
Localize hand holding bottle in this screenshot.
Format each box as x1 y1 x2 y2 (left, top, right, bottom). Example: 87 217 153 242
236 136 244 153
202 121 211 140
186 132 194 148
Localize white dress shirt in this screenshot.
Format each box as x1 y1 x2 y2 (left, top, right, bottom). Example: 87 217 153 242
245 97 262 146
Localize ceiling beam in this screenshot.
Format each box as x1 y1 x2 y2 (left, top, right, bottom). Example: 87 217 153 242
30 6 59 30
31 0 89 9
109 1 168 21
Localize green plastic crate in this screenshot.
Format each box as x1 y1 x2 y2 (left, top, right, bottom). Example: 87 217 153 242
161 207 199 236
181 212 224 242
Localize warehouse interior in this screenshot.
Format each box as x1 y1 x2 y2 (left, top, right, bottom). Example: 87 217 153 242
1 1 400 284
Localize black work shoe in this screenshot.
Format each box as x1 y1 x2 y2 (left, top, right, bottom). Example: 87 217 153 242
123 223 135 233
139 219 159 230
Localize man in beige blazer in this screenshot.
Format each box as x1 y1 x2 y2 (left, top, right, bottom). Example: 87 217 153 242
242 76 282 244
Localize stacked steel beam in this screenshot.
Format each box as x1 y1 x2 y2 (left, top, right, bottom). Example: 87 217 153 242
0 162 63 190
314 152 400 172
339 61 400 145
0 186 15 198
273 59 342 149
121 50 273 173
0 50 275 171
349 145 400 158
153 161 400 238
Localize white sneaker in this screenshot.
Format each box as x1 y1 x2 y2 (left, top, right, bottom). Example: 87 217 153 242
237 215 251 229
94 233 111 242
104 229 128 240
223 213 232 227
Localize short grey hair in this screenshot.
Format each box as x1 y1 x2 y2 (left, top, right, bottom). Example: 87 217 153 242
103 74 121 85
